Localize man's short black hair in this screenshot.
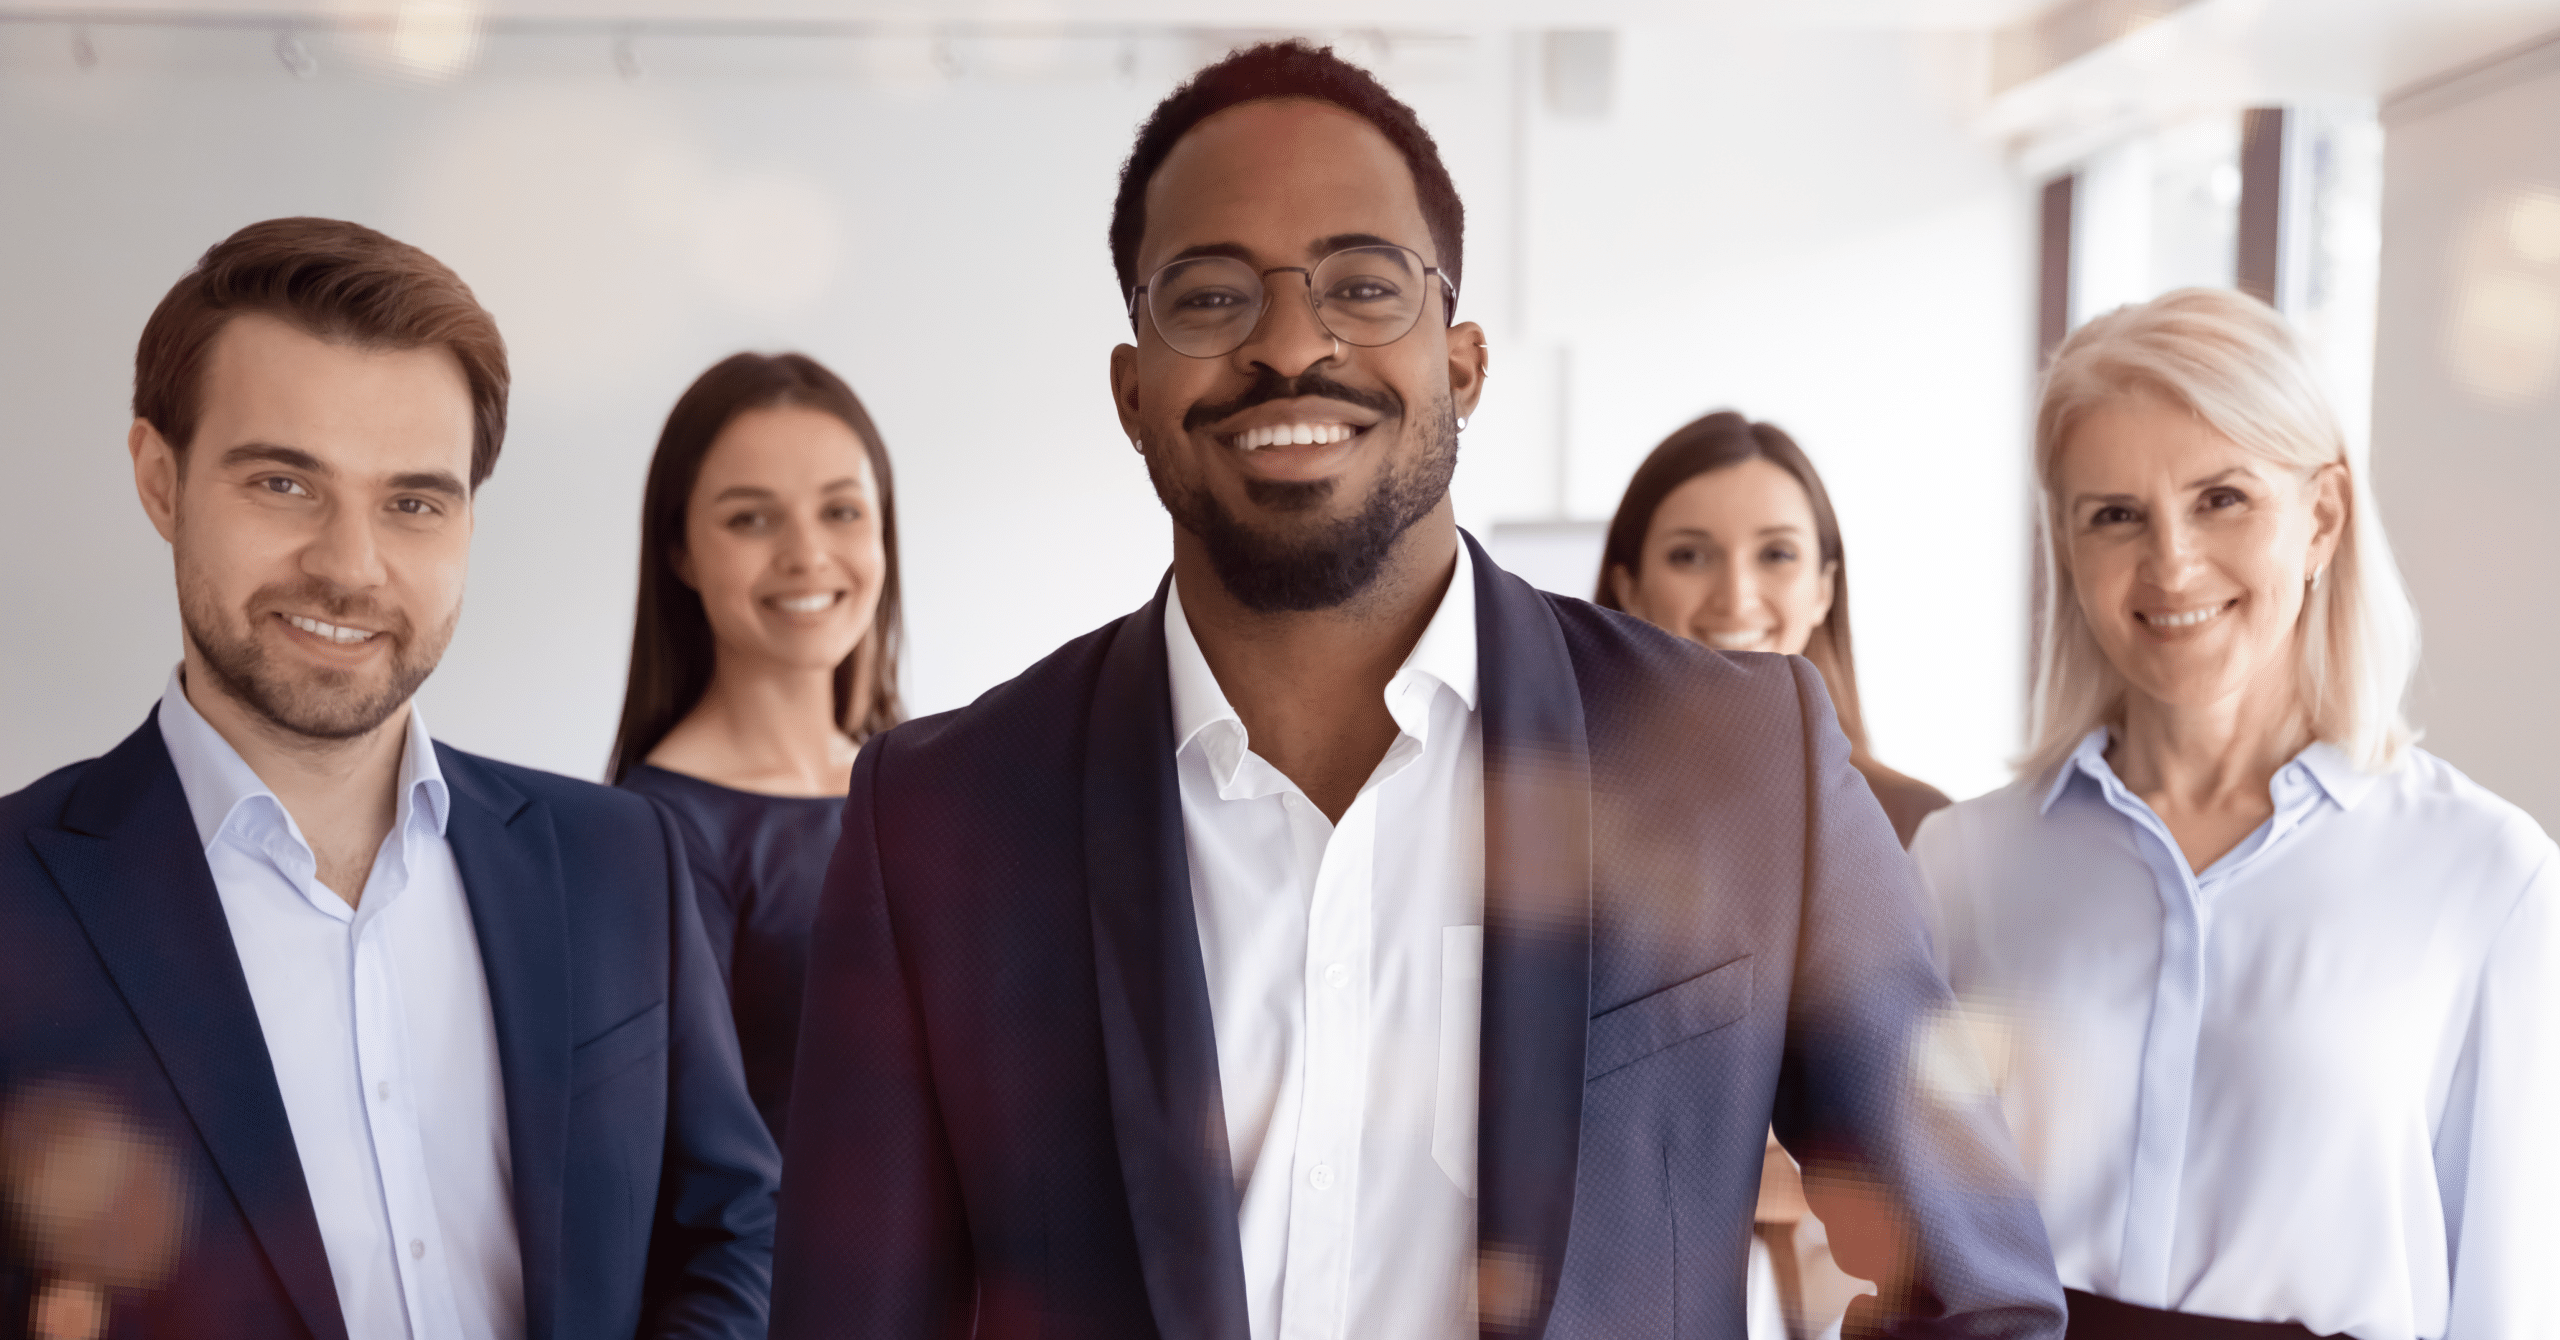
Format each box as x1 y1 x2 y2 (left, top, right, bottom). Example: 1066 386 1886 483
1109 40 1465 316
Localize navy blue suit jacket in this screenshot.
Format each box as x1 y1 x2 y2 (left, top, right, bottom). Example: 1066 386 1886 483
0 711 778 1340
772 538 2064 1339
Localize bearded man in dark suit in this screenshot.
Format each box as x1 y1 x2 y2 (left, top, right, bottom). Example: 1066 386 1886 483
0 218 775 1340
772 41 2064 1340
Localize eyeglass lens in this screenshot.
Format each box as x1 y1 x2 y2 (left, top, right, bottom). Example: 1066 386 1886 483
1146 245 1436 359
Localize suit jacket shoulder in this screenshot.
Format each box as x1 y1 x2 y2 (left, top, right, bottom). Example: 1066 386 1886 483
863 611 1129 806
0 754 103 838
1547 593 1822 796
436 743 668 841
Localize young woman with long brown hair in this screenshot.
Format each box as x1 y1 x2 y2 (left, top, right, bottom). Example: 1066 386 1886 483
610 350 904 1143
1598 409 1949 844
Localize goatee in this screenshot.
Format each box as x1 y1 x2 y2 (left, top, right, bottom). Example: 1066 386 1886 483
1153 391 1458 614
178 569 450 742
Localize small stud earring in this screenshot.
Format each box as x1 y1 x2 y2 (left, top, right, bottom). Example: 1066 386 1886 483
1455 416 1469 432
1130 436 1144 455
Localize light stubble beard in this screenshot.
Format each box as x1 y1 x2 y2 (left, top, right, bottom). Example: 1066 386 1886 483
176 558 455 743
1150 389 1459 614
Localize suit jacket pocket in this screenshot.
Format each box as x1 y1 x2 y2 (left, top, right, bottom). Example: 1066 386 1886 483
1585 956 1751 1081
571 998 668 1097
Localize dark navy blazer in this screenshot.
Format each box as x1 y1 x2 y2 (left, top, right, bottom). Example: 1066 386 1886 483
0 712 779 1340
772 538 2064 1340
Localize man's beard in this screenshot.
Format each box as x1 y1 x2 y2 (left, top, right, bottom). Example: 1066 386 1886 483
178 563 452 742
1151 373 1459 614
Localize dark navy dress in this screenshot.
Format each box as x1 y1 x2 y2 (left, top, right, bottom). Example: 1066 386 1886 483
620 764 841 1144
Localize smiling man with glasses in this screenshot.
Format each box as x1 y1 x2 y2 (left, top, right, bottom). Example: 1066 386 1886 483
772 41 2065 1340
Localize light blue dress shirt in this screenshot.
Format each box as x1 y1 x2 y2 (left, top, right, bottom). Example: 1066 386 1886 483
158 669 524 1340
1913 729 2559 1340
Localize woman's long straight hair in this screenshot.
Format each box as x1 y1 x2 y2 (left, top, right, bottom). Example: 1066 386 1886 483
1594 410 1873 756
607 352 904 784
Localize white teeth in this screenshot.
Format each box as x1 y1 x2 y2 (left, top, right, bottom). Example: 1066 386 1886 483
286 614 377 644
773 593 836 613
1232 422 1360 451
2149 603 2230 629
1704 631 1769 651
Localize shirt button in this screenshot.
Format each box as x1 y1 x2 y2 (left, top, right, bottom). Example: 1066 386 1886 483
409 1239 425 1260
376 1081 391 1102
1308 1163 1335 1191
1324 962 1350 988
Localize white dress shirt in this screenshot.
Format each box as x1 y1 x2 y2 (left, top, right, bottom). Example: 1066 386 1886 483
1913 729 2560 1340
1165 545 1485 1340
159 670 525 1340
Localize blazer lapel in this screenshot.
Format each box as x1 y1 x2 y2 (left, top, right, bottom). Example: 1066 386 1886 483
1083 582 1251 1340
1466 535 1596 1340
438 746 572 1340
26 713 349 1340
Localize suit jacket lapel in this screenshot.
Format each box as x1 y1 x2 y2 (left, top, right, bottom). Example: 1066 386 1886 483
1467 535 1595 1339
1083 582 1251 1340
26 713 349 1340
438 746 571 1340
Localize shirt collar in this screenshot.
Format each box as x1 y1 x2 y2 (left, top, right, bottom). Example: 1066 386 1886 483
1164 540 1480 783
1387 538 1479 727
2038 729 2115 816
157 664 450 853
2292 739 2382 811
2039 725 2382 816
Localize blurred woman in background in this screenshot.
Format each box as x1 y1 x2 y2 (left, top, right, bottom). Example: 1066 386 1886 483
1915 288 2557 1338
1597 410 1944 1339
1598 409 1949 844
610 351 903 1144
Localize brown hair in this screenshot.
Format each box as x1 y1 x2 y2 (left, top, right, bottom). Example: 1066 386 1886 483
607 352 905 784
134 217 509 488
1595 410 1871 754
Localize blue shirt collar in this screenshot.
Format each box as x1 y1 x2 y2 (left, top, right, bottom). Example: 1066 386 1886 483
157 664 450 853
2040 726 2383 817
2292 739 2382 811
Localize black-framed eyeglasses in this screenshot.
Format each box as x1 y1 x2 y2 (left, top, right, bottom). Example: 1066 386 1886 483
1128 243 1458 360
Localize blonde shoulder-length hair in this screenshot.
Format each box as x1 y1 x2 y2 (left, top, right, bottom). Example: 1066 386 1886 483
2023 287 2419 781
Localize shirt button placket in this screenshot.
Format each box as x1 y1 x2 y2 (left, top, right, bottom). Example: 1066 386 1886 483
354 920 430 1336
2120 837 2206 1306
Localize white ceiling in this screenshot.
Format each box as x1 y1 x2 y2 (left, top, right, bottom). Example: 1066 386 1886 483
1987 0 2560 167
0 0 2062 30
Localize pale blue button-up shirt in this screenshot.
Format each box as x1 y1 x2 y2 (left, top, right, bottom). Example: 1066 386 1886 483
1914 729 2559 1340
158 669 524 1340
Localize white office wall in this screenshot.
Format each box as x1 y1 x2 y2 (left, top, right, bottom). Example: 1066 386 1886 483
0 17 2031 799
1496 24 2033 800
2370 37 2560 833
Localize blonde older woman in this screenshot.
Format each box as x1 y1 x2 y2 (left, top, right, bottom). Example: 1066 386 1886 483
1913 289 2557 1340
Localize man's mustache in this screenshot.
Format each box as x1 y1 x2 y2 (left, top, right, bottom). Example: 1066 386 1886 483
1181 367 1401 433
